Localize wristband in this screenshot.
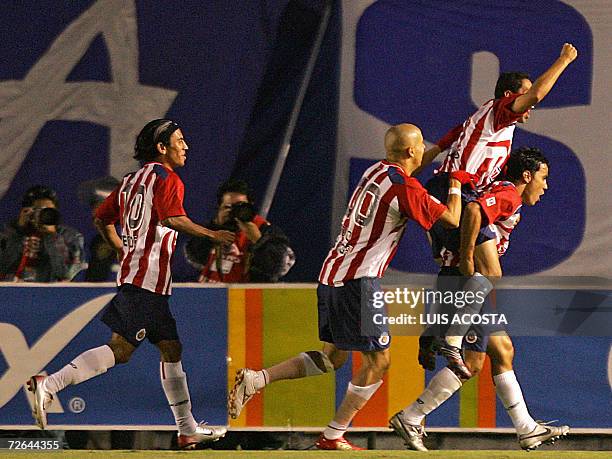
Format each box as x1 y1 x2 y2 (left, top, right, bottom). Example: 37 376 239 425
448 187 461 196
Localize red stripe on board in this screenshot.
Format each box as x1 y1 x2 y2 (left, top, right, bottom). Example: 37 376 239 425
478 356 496 427
245 289 264 426
350 353 389 427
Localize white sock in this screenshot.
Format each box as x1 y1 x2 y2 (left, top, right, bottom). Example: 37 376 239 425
323 420 347 440
45 345 115 394
253 370 269 391
323 380 383 440
160 361 198 435
493 371 537 435
402 368 462 425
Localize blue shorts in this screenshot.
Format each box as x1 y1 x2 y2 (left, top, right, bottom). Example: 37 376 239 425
425 267 504 353
101 283 179 347
317 278 391 352
425 174 494 258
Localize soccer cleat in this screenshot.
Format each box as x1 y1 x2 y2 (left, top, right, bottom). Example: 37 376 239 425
315 433 364 450
177 423 227 449
418 335 439 371
438 343 472 379
518 421 569 451
389 412 428 451
228 368 258 419
27 375 54 430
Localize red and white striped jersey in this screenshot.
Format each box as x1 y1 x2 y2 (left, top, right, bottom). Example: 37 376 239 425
437 94 527 187
319 161 447 286
95 162 186 295
440 181 522 266
478 181 522 256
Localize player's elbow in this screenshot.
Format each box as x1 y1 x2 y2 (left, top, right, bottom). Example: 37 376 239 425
93 217 107 231
440 210 460 229
162 216 182 230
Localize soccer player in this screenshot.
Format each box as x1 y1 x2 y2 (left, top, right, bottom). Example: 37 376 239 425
421 43 578 375
27 119 235 449
228 123 469 450
390 147 569 451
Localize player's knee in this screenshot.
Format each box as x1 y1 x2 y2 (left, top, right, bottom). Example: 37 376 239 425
464 352 485 378
301 351 335 376
108 341 133 364
491 340 514 368
368 351 391 375
322 346 349 370
478 266 502 280
157 340 182 362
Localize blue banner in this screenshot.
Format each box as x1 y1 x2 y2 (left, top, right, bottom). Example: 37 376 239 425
0 285 228 427
1 284 610 428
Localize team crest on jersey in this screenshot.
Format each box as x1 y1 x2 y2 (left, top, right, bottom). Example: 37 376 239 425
135 328 146 341
486 197 496 207
378 332 390 346
465 330 478 344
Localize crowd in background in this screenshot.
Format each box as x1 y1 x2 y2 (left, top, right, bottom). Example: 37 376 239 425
0 179 293 284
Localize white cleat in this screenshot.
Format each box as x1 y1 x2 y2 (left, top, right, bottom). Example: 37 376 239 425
27 375 54 430
389 411 428 451
177 423 227 449
519 421 570 451
228 368 258 419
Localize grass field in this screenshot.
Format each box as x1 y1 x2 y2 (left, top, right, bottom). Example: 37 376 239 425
1 451 610 459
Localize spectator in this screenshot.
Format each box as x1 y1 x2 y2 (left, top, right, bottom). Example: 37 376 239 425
185 179 294 282
77 176 121 282
0 185 85 282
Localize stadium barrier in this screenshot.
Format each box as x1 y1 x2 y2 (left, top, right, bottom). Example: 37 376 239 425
0 282 610 430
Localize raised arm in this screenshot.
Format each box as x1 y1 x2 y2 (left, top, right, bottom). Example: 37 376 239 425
414 124 463 176
511 43 578 113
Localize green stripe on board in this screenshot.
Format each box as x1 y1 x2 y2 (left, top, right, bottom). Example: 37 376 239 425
459 374 479 427
262 289 335 426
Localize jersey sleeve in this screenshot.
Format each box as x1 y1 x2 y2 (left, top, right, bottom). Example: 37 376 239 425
436 123 463 151
493 93 527 131
395 177 447 230
94 187 120 225
476 186 521 225
153 173 187 221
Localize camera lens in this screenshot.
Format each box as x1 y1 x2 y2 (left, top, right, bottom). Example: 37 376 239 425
38 207 61 225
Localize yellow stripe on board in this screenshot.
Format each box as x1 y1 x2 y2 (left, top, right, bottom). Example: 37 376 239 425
262 288 335 427
460 374 479 427
227 288 246 427
388 335 425 417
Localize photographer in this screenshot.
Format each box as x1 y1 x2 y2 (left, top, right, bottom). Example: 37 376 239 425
0 185 85 282
185 179 294 283
77 176 121 282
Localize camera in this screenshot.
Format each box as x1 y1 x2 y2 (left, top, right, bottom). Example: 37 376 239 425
229 201 256 223
218 202 256 232
27 207 61 230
